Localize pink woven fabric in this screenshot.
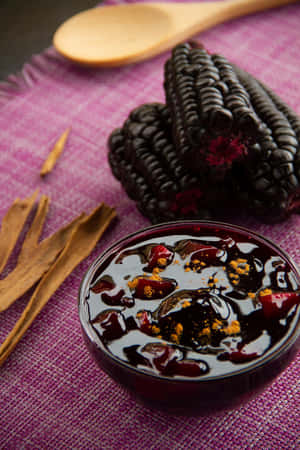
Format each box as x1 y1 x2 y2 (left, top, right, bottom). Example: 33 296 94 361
1 1 299 448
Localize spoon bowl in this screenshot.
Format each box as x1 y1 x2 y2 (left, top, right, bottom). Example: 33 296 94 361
54 4 172 65
53 0 299 67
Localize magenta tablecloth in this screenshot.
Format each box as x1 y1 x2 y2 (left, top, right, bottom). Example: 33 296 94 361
1 1 299 448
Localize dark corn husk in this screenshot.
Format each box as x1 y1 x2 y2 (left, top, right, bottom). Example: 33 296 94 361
108 103 234 223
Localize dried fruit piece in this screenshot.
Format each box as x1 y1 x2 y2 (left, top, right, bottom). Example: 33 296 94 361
137 342 209 377
93 309 126 341
171 359 209 377
136 310 153 334
130 276 177 300
223 347 259 363
219 331 270 364
146 244 174 271
102 289 125 305
91 276 114 294
258 290 300 319
176 239 221 264
97 281 135 307
141 342 180 374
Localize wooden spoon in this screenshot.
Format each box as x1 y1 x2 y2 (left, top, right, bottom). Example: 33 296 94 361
53 0 298 67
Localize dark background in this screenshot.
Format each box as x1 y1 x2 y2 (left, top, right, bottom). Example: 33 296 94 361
0 0 97 79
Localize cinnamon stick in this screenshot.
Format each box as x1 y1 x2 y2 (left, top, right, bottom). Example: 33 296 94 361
0 197 85 312
40 127 71 177
17 194 50 260
0 202 116 367
0 190 38 273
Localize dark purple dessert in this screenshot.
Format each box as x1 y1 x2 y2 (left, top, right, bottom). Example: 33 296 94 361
79 221 300 413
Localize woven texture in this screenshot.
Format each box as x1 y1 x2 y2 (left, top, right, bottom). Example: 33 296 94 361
1 1 299 448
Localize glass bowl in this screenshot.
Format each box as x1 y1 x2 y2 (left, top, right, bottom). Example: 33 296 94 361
78 221 300 414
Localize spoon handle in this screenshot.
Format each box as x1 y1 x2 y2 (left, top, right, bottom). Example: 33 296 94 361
161 0 299 31
137 0 299 65
216 0 299 21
